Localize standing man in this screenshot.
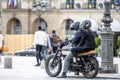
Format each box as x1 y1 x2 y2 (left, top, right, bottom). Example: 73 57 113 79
52 30 60 53
42 30 53 60
33 26 47 66
46 33 53 55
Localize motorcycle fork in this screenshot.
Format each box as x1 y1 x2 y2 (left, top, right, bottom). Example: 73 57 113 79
52 49 61 65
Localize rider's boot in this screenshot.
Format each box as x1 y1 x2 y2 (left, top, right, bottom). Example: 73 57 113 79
57 72 67 78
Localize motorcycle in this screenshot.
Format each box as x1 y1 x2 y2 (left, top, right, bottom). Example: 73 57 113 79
45 40 99 78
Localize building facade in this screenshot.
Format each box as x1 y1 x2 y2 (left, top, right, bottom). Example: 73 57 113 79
1 0 120 55
1 0 120 37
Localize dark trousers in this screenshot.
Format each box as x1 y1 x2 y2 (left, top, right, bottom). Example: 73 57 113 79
0 50 2 55
35 44 43 64
53 46 58 53
62 47 94 73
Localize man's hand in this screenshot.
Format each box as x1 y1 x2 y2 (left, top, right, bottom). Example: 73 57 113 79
48 47 53 53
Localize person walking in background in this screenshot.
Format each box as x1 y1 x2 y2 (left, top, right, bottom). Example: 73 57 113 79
51 30 60 53
33 26 47 66
0 31 4 63
42 29 53 60
46 33 53 55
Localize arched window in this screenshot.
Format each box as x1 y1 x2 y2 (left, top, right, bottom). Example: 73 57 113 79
76 3 81 9
116 0 120 6
66 0 74 9
88 0 96 9
40 19 47 31
32 18 47 33
66 19 73 30
14 19 22 34
7 18 22 34
65 19 75 39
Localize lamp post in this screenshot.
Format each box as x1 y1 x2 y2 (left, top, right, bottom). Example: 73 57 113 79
100 0 115 73
32 0 46 29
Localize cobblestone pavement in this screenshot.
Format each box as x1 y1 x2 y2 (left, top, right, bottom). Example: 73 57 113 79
0 56 120 80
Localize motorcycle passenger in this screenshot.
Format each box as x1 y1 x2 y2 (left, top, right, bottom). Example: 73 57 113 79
58 20 96 78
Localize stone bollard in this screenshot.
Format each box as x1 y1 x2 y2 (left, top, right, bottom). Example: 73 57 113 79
4 52 12 69
41 60 45 69
114 64 118 73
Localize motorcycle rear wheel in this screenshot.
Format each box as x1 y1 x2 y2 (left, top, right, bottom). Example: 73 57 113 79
82 57 99 78
45 55 62 77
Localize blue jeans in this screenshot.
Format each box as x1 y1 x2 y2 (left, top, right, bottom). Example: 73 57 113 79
63 52 73 73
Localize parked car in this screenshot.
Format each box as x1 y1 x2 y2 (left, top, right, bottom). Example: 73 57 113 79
14 46 36 56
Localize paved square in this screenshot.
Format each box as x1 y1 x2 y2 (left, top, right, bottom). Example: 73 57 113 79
0 56 120 80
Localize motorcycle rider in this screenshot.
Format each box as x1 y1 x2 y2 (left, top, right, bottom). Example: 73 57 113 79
58 20 96 78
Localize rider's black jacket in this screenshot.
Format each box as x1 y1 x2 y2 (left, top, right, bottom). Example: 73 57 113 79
71 29 82 46
71 28 96 57
76 29 96 49
72 28 96 49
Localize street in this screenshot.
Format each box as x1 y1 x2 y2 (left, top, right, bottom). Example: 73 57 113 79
0 56 120 80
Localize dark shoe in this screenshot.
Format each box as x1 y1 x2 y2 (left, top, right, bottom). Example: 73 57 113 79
34 64 40 66
57 72 67 78
40 57 43 60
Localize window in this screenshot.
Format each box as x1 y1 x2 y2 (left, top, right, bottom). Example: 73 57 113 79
88 0 96 9
116 0 120 6
40 0 47 7
98 3 103 9
7 0 21 9
14 19 22 34
111 0 115 9
66 0 74 9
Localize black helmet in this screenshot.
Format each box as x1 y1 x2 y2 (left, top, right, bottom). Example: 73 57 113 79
81 20 91 29
70 21 80 31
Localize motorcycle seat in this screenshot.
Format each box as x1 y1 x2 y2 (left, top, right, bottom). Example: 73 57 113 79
78 50 96 56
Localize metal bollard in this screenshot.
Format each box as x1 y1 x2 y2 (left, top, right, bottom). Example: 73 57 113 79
4 52 12 69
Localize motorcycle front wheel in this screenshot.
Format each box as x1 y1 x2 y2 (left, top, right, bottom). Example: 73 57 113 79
45 55 62 77
82 57 99 78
